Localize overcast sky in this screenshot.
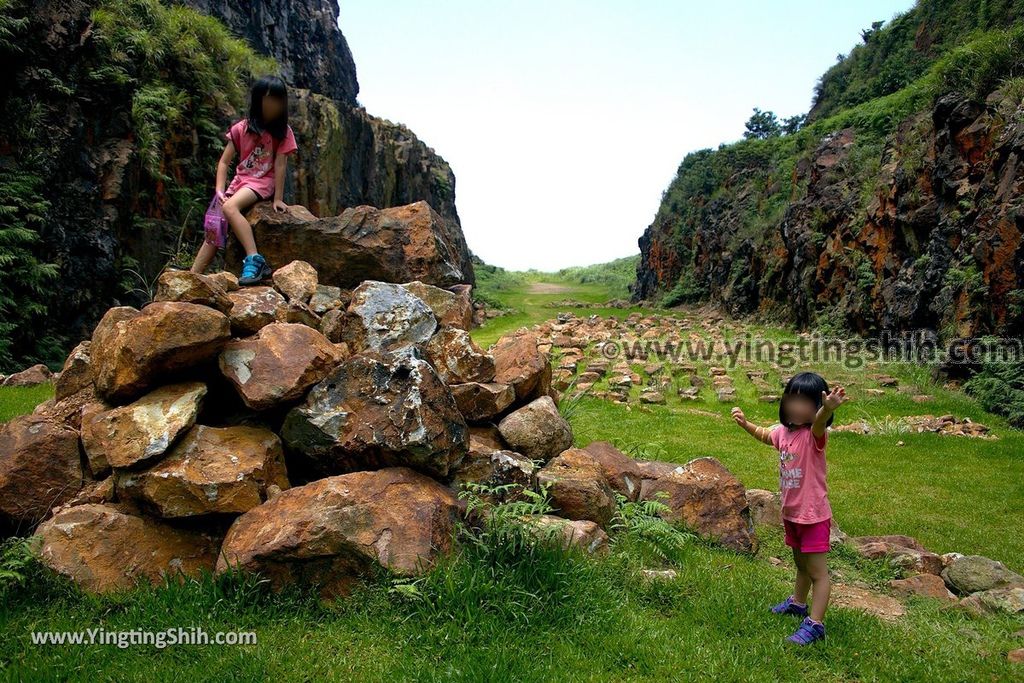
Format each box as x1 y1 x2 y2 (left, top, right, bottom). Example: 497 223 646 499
338 0 914 271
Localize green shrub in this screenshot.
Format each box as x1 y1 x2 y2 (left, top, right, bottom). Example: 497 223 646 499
964 344 1024 427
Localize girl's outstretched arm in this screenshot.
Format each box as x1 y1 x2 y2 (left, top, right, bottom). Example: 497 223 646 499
732 407 773 445
812 385 850 439
216 140 235 194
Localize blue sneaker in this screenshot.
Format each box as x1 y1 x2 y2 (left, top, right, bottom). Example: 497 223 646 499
787 617 826 646
770 595 809 617
238 253 271 285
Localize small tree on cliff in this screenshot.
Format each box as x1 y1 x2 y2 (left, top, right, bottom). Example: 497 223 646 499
743 108 782 140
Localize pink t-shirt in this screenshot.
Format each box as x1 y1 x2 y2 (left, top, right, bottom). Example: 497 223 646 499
770 424 832 524
224 119 297 200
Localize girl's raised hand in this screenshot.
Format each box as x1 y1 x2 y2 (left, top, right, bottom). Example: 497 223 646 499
731 406 747 427
822 385 850 411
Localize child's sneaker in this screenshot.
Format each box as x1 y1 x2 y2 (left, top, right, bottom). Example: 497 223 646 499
238 253 271 285
770 596 809 617
786 617 826 646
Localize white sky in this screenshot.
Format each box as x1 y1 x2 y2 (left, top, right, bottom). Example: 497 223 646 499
338 0 914 271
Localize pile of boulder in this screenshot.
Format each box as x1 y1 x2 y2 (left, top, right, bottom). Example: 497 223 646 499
0 262 758 597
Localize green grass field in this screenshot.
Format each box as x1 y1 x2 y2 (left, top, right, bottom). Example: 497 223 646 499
1 269 1022 681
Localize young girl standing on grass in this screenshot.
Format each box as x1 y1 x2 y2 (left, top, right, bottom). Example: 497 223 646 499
731 371 849 646
190 75 297 285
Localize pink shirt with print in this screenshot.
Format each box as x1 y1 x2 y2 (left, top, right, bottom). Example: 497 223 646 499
224 119 297 201
770 424 832 524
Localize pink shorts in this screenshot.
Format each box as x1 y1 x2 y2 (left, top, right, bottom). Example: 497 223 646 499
783 517 831 553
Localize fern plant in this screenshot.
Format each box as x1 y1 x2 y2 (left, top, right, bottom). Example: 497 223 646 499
0 537 40 601
610 492 695 566
0 170 61 370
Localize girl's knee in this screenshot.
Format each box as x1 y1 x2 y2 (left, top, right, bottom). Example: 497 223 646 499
808 564 830 581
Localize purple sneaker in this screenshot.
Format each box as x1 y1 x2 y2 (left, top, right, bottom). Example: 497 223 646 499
787 617 826 646
770 596 809 617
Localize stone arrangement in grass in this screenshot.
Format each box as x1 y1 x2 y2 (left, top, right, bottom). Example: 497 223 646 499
0 264 760 597
531 311 994 435
832 414 995 439
536 311 802 406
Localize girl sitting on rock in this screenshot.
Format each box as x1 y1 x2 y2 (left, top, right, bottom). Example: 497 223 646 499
190 74 298 285
731 371 849 646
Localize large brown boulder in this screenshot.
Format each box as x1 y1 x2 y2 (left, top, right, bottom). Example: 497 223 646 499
80 382 206 471
216 467 461 597
449 448 535 503
423 327 494 384
959 586 1024 616
400 281 473 330
522 514 610 555
281 345 468 479
848 535 942 575
32 385 104 433
941 555 1024 594
54 341 92 400
34 504 221 593
90 302 230 402
581 441 677 502
116 425 289 518
272 260 319 303
153 270 232 313
745 488 783 528
468 425 507 453
227 201 474 289
888 574 957 602
0 414 83 527
1 363 53 387
450 382 516 423
536 448 617 527
226 286 288 336
497 396 573 462
639 457 758 554
342 280 437 353
218 322 345 411
491 331 551 402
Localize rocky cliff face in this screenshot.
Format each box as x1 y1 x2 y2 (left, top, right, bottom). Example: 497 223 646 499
286 89 459 224
0 0 468 370
176 0 462 228
172 0 360 104
633 87 1024 337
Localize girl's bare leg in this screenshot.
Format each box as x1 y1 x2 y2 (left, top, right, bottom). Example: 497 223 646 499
805 552 831 622
792 548 811 605
190 241 219 274
222 187 262 257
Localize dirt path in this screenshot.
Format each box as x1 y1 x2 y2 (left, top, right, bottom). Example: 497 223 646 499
525 281 573 294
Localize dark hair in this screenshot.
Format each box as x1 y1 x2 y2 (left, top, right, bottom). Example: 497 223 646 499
246 75 289 140
779 371 832 428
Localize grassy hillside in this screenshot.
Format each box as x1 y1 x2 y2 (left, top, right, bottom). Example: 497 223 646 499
635 7 1024 340
810 0 1024 120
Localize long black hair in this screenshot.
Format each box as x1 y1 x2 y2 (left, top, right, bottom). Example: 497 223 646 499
246 75 289 140
780 371 833 428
